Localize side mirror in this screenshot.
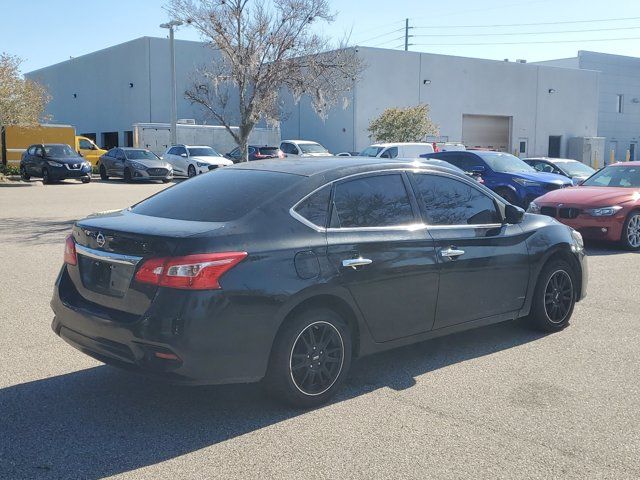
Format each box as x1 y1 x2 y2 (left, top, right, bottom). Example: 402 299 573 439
180 153 187 157
505 204 525 224
470 165 485 173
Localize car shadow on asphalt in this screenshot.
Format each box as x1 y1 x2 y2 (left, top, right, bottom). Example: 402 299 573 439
0 318 547 479
0 218 75 245
584 242 638 256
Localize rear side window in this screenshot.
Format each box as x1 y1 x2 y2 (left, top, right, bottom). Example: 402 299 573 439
445 154 483 172
259 147 279 154
294 185 331 228
331 174 414 228
412 173 501 225
131 169 299 222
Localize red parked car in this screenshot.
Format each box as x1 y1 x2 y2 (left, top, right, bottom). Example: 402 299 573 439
527 162 640 249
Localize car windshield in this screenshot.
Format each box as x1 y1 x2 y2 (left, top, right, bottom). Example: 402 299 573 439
44 144 76 157
125 149 158 160
478 152 536 173
299 143 328 154
555 161 595 176
581 165 640 188
360 146 384 157
188 147 220 157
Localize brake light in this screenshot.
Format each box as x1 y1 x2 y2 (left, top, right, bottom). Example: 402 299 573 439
134 252 247 290
64 234 77 265
254 153 267 159
277 150 285 159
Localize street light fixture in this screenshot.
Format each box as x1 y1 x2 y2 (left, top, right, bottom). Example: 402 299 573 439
160 20 183 146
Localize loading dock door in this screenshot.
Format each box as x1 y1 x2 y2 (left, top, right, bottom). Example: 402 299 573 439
462 115 511 152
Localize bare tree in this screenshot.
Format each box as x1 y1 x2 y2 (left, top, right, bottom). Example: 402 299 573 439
0 53 51 126
168 0 363 161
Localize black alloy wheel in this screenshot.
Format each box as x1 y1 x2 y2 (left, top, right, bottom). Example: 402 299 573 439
290 321 344 396
266 308 352 408
20 165 30 181
543 270 574 324
124 168 132 183
42 168 51 184
528 259 576 331
188 164 196 178
99 165 109 180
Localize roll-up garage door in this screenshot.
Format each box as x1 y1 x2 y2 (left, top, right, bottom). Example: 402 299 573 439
462 115 511 152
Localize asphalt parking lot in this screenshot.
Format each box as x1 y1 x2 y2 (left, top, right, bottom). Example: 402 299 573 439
0 179 639 479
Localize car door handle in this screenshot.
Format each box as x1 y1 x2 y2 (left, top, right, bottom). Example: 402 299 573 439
342 258 373 269
440 247 465 259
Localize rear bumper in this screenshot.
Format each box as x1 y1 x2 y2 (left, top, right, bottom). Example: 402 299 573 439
50 267 272 385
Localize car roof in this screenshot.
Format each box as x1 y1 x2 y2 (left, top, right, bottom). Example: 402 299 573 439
229 156 464 180
612 161 640 166
120 147 149 150
281 140 320 144
371 142 432 147
40 143 71 147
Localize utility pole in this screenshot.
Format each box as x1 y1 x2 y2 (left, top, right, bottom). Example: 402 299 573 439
404 18 410 51
160 20 183 146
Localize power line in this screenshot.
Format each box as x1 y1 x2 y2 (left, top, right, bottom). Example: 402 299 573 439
369 36 406 48
412 16 640 30
411 36 640 47
411 25 640 38
354 27 405 45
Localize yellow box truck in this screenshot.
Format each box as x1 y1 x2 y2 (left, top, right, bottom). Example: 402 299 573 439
1 125 106 166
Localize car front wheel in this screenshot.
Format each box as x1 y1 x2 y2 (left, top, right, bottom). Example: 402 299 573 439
20 165 30 181
42 168 51 184
99 165 109 180
621 211 640 250
265 308 352 408
527 258 577 332
187 165 196 178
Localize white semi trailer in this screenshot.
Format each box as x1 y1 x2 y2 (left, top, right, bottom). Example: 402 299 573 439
133 122 281 156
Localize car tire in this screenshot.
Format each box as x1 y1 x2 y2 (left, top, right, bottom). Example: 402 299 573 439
81 176 91 184
20 165 30 181
621 210 640 251
42 168 51 185
527 258 577 332
187 165 196 178
99 165 109 180
496 187 519 206
265 308 352 408
162 178 171 183
124 168 132 183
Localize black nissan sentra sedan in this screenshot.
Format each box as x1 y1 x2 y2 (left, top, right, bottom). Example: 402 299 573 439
51 157 587 407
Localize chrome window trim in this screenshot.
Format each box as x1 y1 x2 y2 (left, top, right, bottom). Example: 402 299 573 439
75 244 143 266
289 167 508 233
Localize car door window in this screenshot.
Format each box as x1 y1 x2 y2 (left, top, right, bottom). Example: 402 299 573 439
177 147 187 156
281 143 295 154
166 147 177 155
294 185 332 228
35 146 45 157
27 146 36 155
412 173 501 225
379 147 398 159
331 174 415 228
444 154 484 172
78 139 92 149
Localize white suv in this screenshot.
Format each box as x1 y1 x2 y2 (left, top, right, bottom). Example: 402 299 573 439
280 140 332 157
163 145 233 177
360 142 435 159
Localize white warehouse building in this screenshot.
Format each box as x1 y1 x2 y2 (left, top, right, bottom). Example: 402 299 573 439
282 47 600 157
27 38 601 158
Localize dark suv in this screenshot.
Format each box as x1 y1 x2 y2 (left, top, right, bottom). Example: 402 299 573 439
51 157 587 407
20 144 92 184
225 145 284 162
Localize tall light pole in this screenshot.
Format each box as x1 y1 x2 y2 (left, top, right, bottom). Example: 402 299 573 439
160 20 183 146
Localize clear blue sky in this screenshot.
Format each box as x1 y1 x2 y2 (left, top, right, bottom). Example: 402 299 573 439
2 0 640 73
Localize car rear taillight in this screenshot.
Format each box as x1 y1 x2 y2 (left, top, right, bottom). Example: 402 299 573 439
64 234 77 265
134 252 247 290
277 150 285 159
254 153 267 159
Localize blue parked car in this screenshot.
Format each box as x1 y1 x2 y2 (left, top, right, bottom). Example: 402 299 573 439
423 150 572 207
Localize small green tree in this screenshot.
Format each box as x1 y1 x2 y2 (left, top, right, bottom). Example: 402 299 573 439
0 53 51 126
368 104 438 143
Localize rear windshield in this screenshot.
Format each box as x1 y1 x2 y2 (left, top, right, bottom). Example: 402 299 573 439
259 147 280 154
299 143 329 154
131 169 299 222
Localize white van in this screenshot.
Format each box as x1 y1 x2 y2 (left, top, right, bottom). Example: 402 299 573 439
360 142 435 159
